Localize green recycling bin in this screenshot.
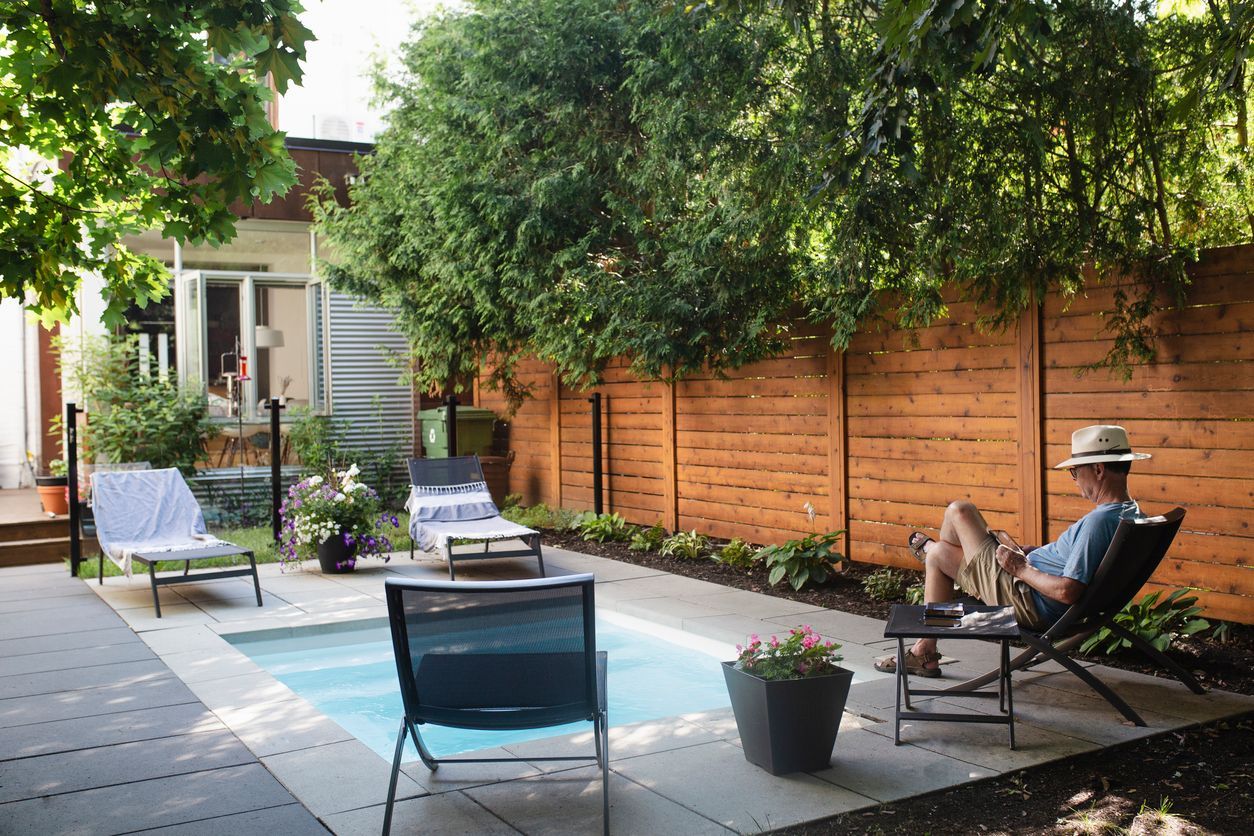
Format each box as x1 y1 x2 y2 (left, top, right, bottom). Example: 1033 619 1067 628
418 406 497 457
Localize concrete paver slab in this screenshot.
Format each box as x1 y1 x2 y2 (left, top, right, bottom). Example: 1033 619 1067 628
399 746 545 793
114 603 217 631
0 762 298 835
214 697 355 757
0 626 137 659
1028 666 1254 722
0 641 155 678
185 670 298 711
499 716 723 774
615 739 877 833
0 674 197 727
158 647 266 684
120 802 327 835
0 702 224 760
468 764 733 835
322 791 518 836
812 723 997 802
0 606 123 639
0 657 171 700
262 739 426 817
0 729 254 803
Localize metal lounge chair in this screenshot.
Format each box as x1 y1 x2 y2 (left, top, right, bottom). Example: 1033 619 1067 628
382 573 609 835
945 507 1203 726
91 468 263 618
405 455 544 580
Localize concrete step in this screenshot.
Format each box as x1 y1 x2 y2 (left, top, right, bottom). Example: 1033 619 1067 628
0 518 70 543
0 537 97 568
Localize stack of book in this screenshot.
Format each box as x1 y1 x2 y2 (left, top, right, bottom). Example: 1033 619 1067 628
923 602 964 627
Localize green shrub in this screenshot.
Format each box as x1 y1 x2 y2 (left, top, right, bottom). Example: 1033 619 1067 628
575 511 633 543
716 537 756 569
287 406 336 472
549 507 583 532
54 334 217 474
862 567 908 601
629 522 667 552
660 529 709 560
905 583 925 605
1080 589 1210 656
754 531 846 591
501 493 523 511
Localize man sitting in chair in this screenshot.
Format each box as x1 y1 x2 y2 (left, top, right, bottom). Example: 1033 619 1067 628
875 425 1149 678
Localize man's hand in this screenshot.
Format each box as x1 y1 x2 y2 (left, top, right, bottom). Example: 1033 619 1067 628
995 544 1029 577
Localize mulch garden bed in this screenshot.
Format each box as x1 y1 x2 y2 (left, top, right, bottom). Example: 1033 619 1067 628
544 530 1254 834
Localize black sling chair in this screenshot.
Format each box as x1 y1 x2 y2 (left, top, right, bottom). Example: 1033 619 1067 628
946 508 1204 726
382 574 609 835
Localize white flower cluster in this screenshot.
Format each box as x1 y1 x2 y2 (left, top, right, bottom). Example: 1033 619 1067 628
294 513 338 546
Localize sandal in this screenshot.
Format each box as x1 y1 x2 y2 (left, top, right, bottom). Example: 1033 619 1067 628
874 649 943 678
906 531 934 563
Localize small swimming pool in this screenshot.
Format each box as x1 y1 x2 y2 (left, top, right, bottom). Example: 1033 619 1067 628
231 611 734 760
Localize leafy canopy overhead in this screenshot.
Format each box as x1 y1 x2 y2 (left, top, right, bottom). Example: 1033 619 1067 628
315 0 812 404
0 1 314 325
321 0 1250 402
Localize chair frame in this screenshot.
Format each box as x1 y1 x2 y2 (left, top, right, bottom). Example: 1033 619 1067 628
382 574 608 835
945 507 1204 726
91 470 263 618
405 455 545 579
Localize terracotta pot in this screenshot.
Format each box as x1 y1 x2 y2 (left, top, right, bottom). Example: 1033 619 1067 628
722 661 853 775
36 476 69 516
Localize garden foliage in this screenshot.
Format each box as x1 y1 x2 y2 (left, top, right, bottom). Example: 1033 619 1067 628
0 0 311 325
734 626 843 681
659 529 710 560
755 531 846 591
317 0 1252 399
1080 588 1211 656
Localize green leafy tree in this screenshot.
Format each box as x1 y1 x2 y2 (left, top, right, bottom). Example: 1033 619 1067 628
0 1 313 325
314 0 810 404
699 1 1253 374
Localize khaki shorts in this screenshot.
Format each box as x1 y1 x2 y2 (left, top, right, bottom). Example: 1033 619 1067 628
956 536 1046 630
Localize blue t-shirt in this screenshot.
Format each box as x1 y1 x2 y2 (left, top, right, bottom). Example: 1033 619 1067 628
1028 500 1141 624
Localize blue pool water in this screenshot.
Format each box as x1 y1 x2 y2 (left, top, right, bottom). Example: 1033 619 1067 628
232 612 733 759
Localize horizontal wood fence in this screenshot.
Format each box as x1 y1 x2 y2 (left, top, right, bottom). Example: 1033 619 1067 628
477 245 1254 624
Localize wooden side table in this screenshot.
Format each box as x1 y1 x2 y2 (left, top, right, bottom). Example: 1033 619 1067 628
883 604 1021 749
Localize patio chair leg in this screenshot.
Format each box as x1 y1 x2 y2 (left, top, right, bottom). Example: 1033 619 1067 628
248 553 263 607
533 534 546 577
149 564 162 619
1106 623 1206 694
445 544 456 580
599 712 610 835
411 722 439 771
1019 634 1146 726
382 718 408 836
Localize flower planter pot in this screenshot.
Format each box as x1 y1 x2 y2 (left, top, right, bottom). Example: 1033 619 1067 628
317 531 358 573
721 661 853 775
35 475 69 516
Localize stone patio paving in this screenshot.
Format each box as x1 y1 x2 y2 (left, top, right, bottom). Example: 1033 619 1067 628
2 546 1251 835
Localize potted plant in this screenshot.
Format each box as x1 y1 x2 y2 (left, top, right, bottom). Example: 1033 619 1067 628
278 464 400 573
33 456 70 516
722 626 853 775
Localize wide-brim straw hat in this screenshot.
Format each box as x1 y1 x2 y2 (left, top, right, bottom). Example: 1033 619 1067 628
1054 425 1152 469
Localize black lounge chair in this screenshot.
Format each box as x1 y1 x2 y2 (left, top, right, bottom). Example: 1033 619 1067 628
91 468 263 618
946 507 1203 725
382 573 608 835
405 455 544 579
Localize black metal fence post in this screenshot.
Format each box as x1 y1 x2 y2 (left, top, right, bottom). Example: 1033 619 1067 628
66 402 82 577
589 393 603 515
443 394 459 458
265 397 284 543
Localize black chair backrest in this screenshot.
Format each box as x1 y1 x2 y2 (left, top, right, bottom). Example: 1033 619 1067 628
407 455 485 488
384 574 598 730
1050 507 1186 636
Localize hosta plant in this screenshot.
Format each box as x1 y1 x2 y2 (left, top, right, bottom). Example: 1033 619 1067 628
716 537 757 569
754 531 845 591
629 522 667 552
1080 588 1210 656
575 511 633 543
660 529 709 560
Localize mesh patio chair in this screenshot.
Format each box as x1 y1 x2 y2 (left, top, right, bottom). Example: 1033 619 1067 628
382 573 609 835
91 468 263 618
945 507 1203 726
405 455 544 579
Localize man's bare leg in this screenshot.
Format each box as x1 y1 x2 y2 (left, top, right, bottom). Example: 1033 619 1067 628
909 501 993 664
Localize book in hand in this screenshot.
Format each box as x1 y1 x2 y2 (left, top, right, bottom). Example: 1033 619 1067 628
923 601 963 627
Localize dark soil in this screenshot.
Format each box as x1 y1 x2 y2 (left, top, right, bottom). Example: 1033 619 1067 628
545 530 1254 834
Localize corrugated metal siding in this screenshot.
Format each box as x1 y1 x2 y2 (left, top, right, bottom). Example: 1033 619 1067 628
328 291 413 462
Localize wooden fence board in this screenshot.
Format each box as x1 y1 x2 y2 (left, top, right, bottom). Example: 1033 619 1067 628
847 345 1017 374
